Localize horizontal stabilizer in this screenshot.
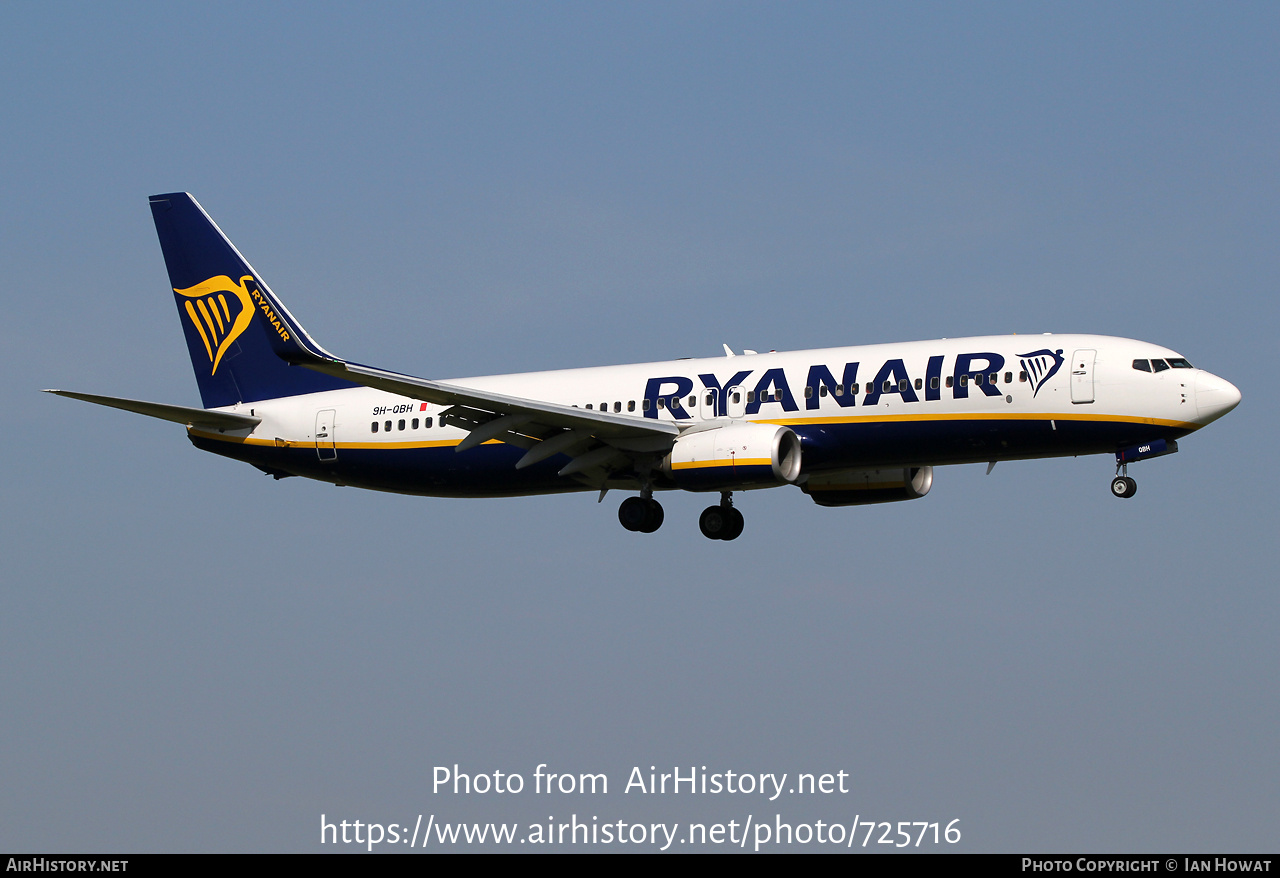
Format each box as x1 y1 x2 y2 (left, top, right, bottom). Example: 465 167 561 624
44 390 261 430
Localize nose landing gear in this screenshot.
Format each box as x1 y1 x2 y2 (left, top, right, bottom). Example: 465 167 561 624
1111 463 1137 499
699 492 745 541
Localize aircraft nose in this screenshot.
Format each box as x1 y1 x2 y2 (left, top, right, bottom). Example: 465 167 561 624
1195 371 1241 424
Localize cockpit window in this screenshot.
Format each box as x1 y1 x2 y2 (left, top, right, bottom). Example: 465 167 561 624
1132 359 1151 372
1151 359 1170 372
1167 358 1194 369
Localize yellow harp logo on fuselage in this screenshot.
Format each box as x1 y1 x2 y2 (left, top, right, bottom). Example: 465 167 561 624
175 275 255 375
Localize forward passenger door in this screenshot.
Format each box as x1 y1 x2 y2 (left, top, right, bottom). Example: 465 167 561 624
1071 350 1096 404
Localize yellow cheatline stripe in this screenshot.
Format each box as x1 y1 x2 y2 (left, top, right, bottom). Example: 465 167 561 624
187 429 503 451
336 438 500 450
671 458 772 470
754 411 1199 430
809 482 901 491
185 300 213 360
191 410 1198 451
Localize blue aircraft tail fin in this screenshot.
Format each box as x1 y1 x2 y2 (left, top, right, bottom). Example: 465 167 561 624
149 192 355 409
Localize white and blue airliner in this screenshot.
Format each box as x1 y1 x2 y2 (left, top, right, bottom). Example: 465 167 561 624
48 193 1241 540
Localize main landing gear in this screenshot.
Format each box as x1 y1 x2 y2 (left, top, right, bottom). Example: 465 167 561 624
698 492 744 541
1111 463 1137 499
618 495 664 533
618 491 745 539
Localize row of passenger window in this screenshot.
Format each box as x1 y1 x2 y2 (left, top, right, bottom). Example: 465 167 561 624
1133 358 1193 372
371 417 435 433
367 368 1037 435
361 360 1193 436
580 371 1031 413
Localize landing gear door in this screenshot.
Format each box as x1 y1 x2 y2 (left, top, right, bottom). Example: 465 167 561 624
1071 349 1096 404
315 409 337 461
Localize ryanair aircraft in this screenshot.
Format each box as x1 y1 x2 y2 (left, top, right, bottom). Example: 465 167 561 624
48 193 1241 540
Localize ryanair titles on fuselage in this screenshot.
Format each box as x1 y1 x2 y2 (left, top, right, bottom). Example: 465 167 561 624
639 347 1065 419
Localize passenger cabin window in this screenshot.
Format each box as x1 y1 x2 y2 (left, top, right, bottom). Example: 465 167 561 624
586 403 593 410
1019 371 1028 382
371 422 379 433
819 385 828 397
1151 359 1170 372
412 418 419 429
731 391 741 403
882 380 892 392
988 372 998 385
930 377 939 390
628 400 636 412
946 376 954 388
643 399 650 411
898 379 908 392
974 374 983 386
398 419 405 431
385 420 392 432
614 401 621 413
1133 359 1152 372
805 386 814 399
424 417 433 428
1004 372 1012 384
656 398 665 409
746 391 755 403
914 378 923 390
851 383 859 394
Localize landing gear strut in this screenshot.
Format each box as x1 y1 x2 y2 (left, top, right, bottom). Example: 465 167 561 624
618 492 664 533
699 492 745 541
1111 463 1137 499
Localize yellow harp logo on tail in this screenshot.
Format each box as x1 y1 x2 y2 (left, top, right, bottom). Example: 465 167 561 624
175 275 255 375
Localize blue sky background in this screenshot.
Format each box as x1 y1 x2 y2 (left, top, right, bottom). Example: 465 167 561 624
2 2 1276 852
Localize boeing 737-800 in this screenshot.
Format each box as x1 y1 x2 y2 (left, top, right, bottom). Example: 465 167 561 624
48 193 1241 540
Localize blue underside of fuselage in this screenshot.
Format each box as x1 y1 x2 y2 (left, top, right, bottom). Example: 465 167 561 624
191 416 1194 497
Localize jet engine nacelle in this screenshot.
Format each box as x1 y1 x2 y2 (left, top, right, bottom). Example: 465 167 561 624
663 423 802 491
800 466 934 507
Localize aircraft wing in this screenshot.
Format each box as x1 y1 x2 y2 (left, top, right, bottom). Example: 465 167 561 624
44 390 261 431
291 356 678 484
